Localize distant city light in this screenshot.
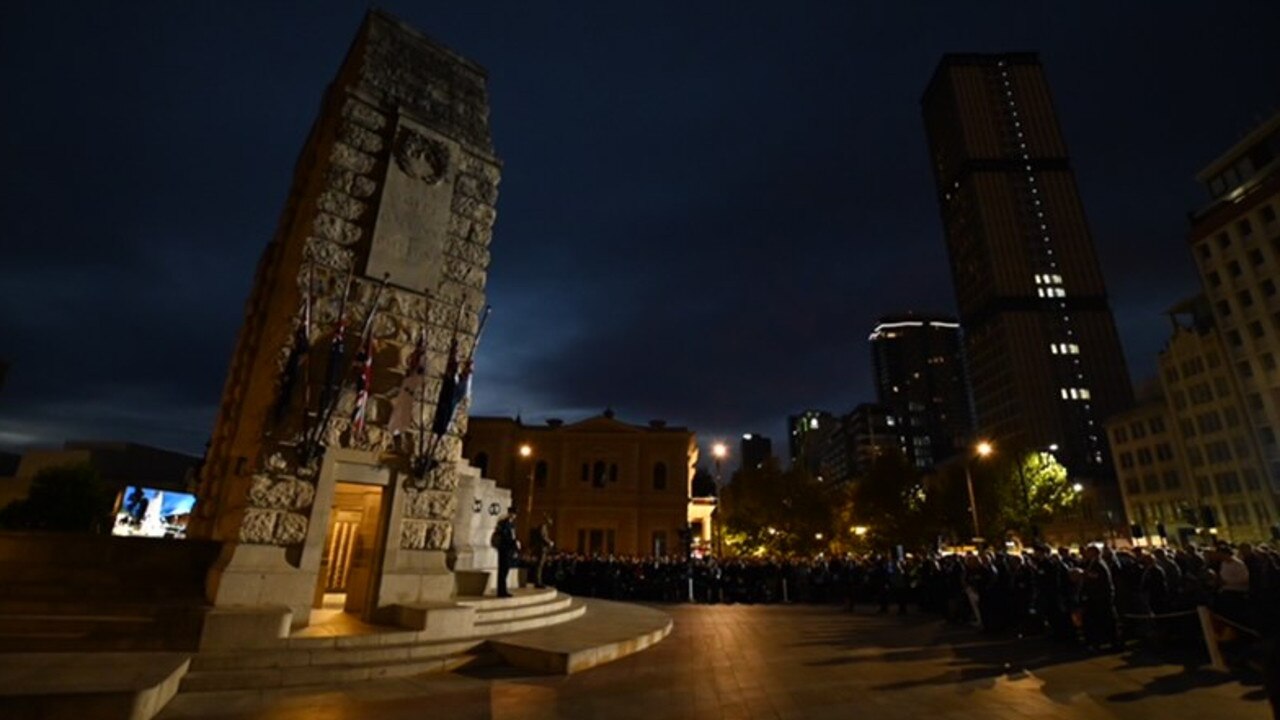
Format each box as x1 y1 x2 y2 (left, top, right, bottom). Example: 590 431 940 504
976 441 994 457
712 442 728 459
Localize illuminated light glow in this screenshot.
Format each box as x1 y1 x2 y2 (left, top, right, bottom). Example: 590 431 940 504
976 441 994 457
712 442 728 459
518 444 533 458
743 433 753 440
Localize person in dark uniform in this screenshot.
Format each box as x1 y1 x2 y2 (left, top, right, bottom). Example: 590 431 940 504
533 514 554 588
495 507 520 598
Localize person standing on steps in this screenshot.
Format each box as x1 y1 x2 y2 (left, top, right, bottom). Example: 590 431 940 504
533 514 554 588
494 507 520 598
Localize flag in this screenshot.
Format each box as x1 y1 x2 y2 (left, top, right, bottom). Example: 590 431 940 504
316 317 347 435
388 332 425 436
350 334 375 434
272 321 310 425
430 337 460 436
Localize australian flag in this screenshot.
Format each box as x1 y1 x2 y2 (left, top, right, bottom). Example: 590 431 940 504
272 321 310 425
430 337 462 436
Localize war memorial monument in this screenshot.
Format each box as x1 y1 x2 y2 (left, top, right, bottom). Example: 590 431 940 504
0 12 669 719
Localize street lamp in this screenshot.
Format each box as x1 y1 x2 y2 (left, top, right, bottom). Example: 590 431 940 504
965 440 994 542
709 442 729 556
711 442 728 482
519 443 534 517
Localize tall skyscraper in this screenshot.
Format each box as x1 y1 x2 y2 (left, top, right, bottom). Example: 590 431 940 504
869 314 973 468
739 433 772 472
922 53 1133 479
788 410 834 476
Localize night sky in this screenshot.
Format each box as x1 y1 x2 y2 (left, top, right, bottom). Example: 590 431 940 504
2 2 1279 467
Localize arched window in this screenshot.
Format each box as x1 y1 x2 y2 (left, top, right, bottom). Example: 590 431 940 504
474 452 489 477
653 462 667 491
535 460 549 488
593 461 607 488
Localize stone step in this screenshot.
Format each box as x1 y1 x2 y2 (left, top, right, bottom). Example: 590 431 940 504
489 598 673 675
469 592 573 622
180 648 493 692
0 652 191 720
455 587 557 611
472 599 586 636
190 636 484 672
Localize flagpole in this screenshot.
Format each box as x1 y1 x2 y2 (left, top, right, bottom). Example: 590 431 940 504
304 267 354 463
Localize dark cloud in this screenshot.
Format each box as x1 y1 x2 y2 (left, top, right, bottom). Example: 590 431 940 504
2 1 1279 461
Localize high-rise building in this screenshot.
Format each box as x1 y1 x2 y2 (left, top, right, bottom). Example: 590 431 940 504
869 314 973 468
739 433 772 472
1187 111 1280 494
922 53 1133 480
788 410 834 476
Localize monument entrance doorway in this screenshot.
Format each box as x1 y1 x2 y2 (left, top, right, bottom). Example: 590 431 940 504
313 481 386 618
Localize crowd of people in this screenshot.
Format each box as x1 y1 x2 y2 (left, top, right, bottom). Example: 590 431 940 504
521 542 1280 647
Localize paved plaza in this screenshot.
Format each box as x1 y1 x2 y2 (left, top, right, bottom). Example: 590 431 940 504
159 603 1272 720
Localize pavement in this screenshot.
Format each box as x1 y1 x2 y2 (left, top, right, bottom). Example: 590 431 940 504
158 603 1273 720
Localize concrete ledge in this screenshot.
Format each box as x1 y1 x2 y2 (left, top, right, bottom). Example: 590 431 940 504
489 598 672 675
0 652 191 720
199 606 291 651
387 602 476 638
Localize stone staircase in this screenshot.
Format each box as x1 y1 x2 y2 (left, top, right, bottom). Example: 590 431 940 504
178 588 584 693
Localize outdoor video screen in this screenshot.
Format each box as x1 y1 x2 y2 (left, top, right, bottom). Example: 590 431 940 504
112 485 196 539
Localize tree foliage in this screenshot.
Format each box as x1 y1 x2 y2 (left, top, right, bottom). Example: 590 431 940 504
720 459 831 556
0 463 114 533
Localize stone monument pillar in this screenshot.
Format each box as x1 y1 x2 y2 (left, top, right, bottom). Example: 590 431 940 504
449 462 513 595
189 10 500 632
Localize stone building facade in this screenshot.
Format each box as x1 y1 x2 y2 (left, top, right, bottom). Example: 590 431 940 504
1106 297 1280 545
189 11 504 630
463 414 698 557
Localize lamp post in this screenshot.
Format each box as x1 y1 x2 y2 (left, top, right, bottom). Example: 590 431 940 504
519 443 533 517
710 442 728 556
964 440 994 543
1072 481 1085 547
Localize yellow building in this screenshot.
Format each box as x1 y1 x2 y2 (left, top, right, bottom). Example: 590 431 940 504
463 412 699 557
1188 111 1280 509
1107 297 1280 545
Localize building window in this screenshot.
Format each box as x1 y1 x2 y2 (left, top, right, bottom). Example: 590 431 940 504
1262 204 1277 225
1251 321 1265 338
1239 290 1254 308
1155 443 1173 461
1060 387 1091 400
592 461 607 488
534 460 548 488
1207 271 1222 288
1137 448 1154 466
1249 248 1265 266
1263 279 1276 297
1217 233 1230 249
1114 427 1129 444
1265 353 1277 372
1229 261 1242 278
1143 474 1161 493
1217 300 1232 317
1228 330 1243 347
1120 452 1134 469
1238 360 1254 378
1238 218 1254 238
1131 422 1147 439
1163 470 1181 490
653 462 668 491
1125 477 1141 495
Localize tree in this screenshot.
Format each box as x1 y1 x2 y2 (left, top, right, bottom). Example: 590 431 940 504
1016 450 1079 529
0 463 114 533
720 459 832 556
